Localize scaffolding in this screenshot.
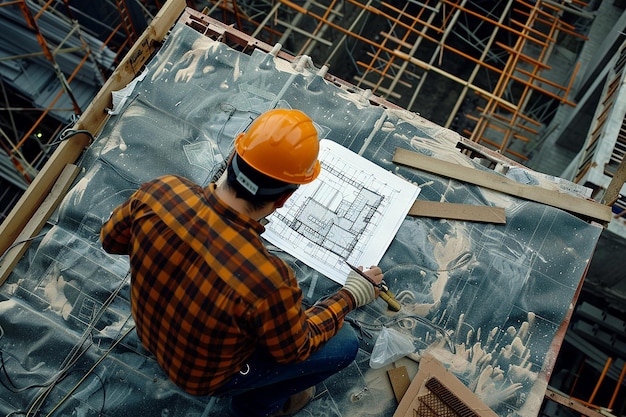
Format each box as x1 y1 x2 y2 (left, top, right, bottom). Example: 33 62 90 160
206 0 592 163
0 0 606 222
0 0 184 222
0 0 599 221
572 37 626 237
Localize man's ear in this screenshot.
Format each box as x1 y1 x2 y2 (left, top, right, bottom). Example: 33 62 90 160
274 191 295 209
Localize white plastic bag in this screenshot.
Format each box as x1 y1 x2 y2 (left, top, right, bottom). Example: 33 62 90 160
369 327 415 369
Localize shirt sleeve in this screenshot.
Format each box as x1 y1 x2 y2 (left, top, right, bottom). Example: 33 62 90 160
253 261 356 364
100 194 136 255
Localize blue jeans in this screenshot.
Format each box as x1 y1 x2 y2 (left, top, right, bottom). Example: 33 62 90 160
214 324 359 417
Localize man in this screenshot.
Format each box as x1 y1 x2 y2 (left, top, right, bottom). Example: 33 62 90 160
100 109 384 416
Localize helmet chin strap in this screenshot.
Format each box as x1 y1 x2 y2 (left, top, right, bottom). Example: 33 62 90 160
231 154 299 196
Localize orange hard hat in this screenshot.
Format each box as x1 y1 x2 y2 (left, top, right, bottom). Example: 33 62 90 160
235 109 321 184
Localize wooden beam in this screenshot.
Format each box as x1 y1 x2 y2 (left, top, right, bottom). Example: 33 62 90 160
0 164 80 285
0 133 90 256
601 156 626 206
393 354 498 417
544 387 610 417
74 0 187 135
388 366 411 403
392 148 612 224
409 200 506 223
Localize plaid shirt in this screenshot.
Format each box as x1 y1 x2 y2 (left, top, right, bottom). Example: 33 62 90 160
100 175 356 395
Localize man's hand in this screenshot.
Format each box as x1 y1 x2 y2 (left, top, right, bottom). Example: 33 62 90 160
362 265 384 287
342 265 384 308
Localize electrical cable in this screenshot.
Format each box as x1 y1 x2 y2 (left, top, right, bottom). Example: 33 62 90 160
22 340 91 415
41 115 90 150
0 349 106 416
0 350 53 393
43 325 135 417
50 368 106 417
18 273 130 416
0 233 48 264
44 129 95 149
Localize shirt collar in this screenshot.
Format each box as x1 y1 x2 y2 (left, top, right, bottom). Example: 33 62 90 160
205 183 266 234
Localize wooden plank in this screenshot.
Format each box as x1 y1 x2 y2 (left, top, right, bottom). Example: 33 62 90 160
0 0 186 257
602 155 626 205
392 148 612 224
388 366 411 403
393 354 498 417
0 133 90 255
409 200 506 224
544 387 609 417
0 164 80 285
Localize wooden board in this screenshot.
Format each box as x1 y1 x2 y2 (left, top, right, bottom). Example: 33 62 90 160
388 366 411 403
0 164 80 285
393 148 612 224
545 387 608 417
393 354 498 417
0 133 90 255
409 200 506 224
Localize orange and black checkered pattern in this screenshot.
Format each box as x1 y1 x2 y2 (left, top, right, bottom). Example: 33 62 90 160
101 175 355 395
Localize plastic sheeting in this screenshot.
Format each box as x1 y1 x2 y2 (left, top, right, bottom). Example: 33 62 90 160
0 23 603 417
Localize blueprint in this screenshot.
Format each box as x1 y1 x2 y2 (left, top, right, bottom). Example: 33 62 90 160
263 139 420 284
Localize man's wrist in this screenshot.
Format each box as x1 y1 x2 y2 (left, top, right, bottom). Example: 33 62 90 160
342 270 376 308
338 288 358 309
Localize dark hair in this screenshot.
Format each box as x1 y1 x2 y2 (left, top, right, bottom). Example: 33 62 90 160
225 154 298 210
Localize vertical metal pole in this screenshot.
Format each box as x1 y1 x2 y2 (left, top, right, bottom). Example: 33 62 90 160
443 0 514 128
588 357 612 405
608 361 626 411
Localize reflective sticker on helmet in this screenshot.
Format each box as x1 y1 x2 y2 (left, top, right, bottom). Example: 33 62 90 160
232 153 260 195
236 171 259 195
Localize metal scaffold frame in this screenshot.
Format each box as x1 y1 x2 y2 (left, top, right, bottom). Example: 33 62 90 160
0 0 193 221
0 1 94 190
206 0 593 163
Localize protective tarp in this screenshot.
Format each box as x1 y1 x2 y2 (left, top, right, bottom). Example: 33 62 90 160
0 23 602 417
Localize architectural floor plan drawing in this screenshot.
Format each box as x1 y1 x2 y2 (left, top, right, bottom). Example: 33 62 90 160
263 139 420 284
